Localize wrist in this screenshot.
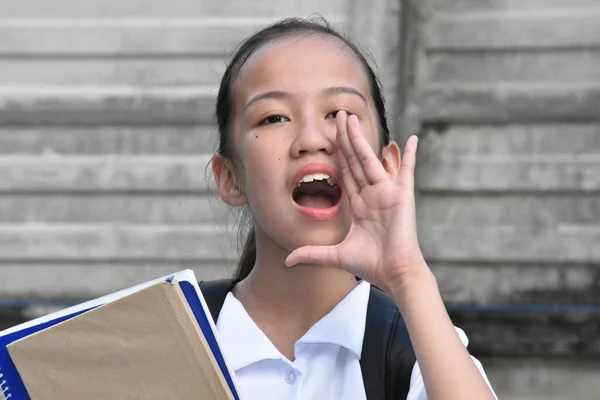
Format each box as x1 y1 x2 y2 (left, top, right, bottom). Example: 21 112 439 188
384 264 438 309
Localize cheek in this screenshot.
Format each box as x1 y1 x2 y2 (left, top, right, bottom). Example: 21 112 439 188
360 120 382 154
238 134 286 193
243 134 282 168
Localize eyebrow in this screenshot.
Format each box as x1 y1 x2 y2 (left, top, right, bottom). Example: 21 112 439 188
244 91 289 111
323 86 367 105
243 86 367 111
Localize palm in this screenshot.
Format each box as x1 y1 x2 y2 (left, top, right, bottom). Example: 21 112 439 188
286 112 424 291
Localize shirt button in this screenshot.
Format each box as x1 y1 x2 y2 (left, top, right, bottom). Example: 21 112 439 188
284 371 297 385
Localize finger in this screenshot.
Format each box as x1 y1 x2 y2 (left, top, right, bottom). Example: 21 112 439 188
346 114 388 184
336 128 360 197
337 111 369 188
285 245 341 268
397 135 419 201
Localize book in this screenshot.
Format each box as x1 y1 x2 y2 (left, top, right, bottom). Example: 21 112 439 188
0 270 240 400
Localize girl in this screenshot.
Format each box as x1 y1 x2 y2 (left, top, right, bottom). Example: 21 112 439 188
207 17 497 400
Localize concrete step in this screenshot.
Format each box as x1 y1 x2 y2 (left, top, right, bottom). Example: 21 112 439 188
419 221 600 263
0 57 226 87
0 154 214 193
424 0 600 14
425 8 600 51
417 83 600 123
482 358 600 400
0 16 344 57
0 223 235 262
0 262 234 302
450 308 600 358
0 126 217 155
0 155 213 192
1 0 346 18
426 51 600 84
432 262 600 306
0 86 215 126
0 194 231 225
417 124 600 156
417 152 600 192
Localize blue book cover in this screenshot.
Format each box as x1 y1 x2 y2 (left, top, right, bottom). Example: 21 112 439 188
0 270 239 400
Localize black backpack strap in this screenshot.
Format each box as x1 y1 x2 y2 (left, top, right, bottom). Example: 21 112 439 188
360 287 416 400
199 279 237 323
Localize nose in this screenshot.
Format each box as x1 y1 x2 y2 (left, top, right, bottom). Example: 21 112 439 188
289 116 335 158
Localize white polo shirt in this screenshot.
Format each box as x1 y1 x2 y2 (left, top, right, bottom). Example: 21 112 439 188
216 281 496 400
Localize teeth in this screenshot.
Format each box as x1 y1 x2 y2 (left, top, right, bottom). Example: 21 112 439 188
298 173 335 186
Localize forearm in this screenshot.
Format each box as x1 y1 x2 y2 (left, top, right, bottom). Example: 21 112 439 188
387 267 496 400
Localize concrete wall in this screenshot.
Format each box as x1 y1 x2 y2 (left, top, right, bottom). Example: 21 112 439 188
1 0 599 398
0 0 395 301
407 1 600 398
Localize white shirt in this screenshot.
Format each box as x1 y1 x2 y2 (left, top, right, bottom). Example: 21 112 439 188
216 281 496 400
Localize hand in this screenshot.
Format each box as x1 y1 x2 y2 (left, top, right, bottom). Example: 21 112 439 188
285 111 427 294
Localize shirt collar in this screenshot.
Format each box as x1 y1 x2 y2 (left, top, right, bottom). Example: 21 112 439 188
297 280 370 359
215 280 371 371
216 291 282 371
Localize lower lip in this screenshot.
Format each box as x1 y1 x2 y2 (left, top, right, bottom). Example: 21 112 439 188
294 201 341 220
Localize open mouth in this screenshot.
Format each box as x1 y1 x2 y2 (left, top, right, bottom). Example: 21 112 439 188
292 174 342 209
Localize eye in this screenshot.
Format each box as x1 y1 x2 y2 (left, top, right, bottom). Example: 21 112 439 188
260 115 290 125
326 110 354 119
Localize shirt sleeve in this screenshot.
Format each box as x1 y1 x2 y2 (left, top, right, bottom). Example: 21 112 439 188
405 327 498 400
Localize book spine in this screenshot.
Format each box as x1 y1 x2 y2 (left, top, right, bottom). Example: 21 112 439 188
0 370 12 399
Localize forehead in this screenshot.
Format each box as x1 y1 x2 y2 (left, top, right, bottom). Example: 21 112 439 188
235 34 370 98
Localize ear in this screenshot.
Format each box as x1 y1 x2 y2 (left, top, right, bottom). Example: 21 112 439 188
380 141 402 180
212 155 247 206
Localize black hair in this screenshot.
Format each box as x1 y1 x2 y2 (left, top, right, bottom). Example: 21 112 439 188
215 17 392 281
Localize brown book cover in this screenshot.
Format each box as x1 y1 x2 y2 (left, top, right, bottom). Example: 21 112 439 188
6 280 235 400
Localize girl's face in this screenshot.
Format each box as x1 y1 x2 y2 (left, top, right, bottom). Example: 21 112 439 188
215 35 394 253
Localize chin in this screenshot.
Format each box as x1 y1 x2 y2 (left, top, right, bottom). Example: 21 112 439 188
294 227 348 248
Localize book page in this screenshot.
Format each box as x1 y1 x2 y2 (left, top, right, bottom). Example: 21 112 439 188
7 282 234 400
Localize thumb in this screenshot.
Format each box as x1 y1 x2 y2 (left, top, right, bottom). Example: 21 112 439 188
285 245 341 268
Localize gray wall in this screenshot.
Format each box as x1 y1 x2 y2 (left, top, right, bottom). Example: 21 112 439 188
1 0 599 398
409 1 600 399
0 0 400 300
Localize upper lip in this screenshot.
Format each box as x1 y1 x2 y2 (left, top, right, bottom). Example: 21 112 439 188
291 162 340 192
